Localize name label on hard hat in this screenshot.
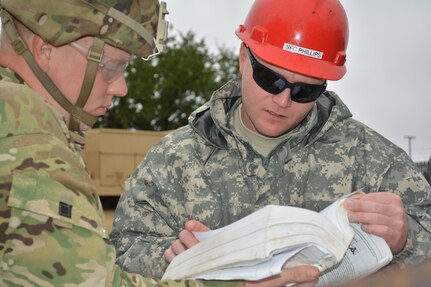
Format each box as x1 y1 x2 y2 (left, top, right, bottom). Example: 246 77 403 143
283 43 323 60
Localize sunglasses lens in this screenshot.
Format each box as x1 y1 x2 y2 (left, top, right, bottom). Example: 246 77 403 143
290 84 324 103
253 65 286 94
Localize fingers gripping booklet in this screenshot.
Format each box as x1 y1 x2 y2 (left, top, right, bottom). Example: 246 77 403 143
162 193 393 286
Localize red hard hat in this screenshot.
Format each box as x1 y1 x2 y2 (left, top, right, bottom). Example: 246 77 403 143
236 0 349 81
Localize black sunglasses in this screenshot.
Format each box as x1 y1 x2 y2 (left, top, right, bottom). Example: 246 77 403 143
246 47 327 103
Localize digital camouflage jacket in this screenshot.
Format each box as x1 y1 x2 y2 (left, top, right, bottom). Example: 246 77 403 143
111 79 431 278
0 66 244 287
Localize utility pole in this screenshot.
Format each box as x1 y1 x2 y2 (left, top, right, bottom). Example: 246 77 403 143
404 135 416 158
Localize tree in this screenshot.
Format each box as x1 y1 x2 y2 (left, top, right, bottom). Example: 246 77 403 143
96 31 239 130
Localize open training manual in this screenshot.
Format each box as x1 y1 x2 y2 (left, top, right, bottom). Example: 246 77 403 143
162 192 393 286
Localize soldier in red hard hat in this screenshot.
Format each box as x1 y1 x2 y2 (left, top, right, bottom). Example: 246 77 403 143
111 0 431 285
0 0 324 286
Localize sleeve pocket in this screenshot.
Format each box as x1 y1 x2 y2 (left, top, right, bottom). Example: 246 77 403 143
8 169 108 238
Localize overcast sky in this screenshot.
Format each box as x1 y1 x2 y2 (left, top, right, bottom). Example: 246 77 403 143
164 0 431 162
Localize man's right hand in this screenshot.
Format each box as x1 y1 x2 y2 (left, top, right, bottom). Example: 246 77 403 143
164 220 209 262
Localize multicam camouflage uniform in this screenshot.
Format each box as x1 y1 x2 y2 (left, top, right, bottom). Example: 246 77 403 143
0 67 244 287
111 79 431 278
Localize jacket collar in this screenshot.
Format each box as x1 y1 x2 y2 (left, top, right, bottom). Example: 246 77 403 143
190 79 351 152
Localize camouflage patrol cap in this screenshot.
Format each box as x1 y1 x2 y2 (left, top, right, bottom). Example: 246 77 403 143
1 0 168 58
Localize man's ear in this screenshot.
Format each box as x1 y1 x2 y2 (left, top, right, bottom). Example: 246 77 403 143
31 35 52 72
239 44 247 74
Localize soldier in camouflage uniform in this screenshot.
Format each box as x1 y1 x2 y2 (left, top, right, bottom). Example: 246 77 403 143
110 0 431 282
1 0 313 286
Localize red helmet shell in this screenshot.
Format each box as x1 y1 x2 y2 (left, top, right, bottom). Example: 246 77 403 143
236 0 349 80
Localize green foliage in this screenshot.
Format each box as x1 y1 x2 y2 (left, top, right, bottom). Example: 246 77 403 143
96 31 239 130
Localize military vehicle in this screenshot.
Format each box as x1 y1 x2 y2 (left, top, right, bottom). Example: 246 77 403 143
82 128 170 197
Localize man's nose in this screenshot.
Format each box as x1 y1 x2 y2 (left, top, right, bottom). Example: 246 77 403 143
108 75 128 97
272 88 292 107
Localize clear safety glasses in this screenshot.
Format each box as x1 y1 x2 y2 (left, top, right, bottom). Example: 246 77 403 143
247 47 327 103
69 41 129 83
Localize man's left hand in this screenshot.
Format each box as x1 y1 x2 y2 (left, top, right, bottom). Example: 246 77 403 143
344 191 408 254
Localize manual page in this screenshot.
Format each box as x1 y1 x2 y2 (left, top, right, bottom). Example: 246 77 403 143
317 223 393 287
